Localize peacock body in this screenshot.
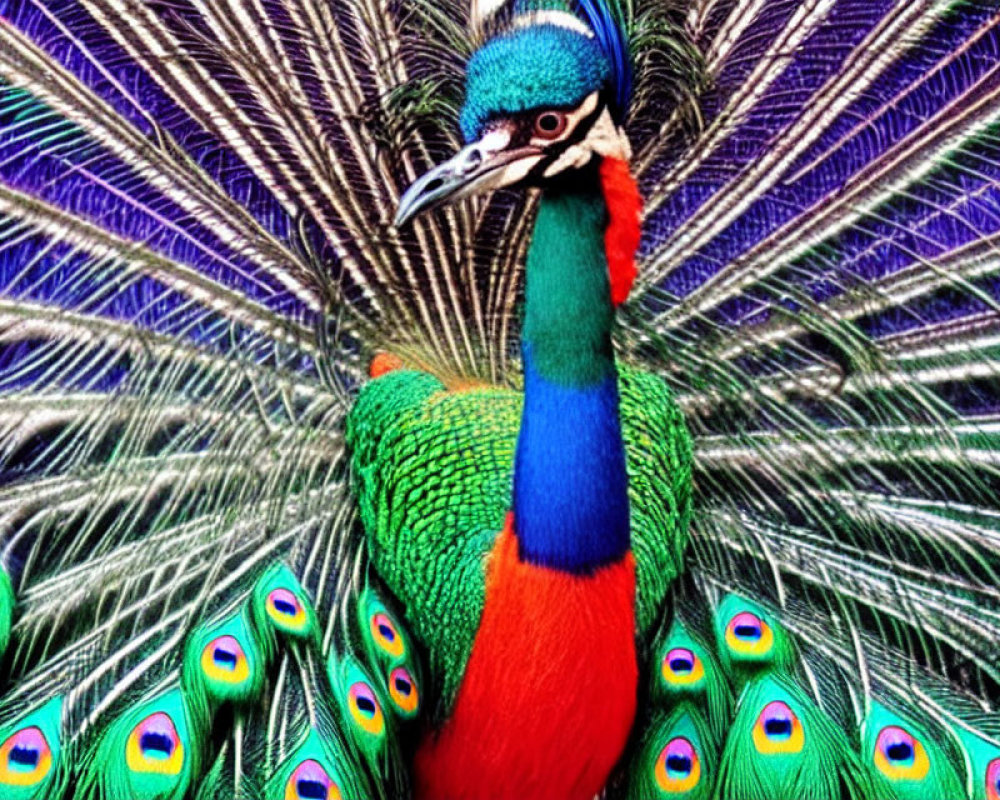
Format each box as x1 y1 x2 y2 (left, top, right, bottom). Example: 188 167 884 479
0 0 999 798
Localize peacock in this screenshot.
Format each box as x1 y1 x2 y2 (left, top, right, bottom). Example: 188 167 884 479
0 0 998 797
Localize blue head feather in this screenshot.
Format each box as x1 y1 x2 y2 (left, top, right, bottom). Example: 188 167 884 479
573 0 632 124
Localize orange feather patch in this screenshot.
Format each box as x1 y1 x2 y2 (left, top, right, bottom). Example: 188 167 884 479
414 514 637 800
369 352 404 378
600 157 641 306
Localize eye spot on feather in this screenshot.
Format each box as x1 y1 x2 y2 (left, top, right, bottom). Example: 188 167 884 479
348 683 385 736
725 612 773 656
201 635 250 684
126 712 184 776
267 588 308 633
388 666 420 716
987 757 1000 800
654 737 700 793
873 726 929 781
752 701 804 754
285 759 342 800
0 727 52 786
370 613 405 659
660 647 704 687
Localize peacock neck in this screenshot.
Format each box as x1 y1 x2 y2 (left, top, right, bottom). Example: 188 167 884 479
512 165 631 574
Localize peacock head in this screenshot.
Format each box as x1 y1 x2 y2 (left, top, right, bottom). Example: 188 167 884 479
396 0 632 226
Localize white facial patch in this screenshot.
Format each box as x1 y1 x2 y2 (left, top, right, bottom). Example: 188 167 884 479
538 95 632 177
496 154 545 187
470 2 595 39
543 144 592 177
586 107 632 162
470 0 508 30
511 11 595 38
475 127 514 162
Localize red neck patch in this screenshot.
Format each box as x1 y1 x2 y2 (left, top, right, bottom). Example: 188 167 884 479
414 514 637 800
599 157 641 306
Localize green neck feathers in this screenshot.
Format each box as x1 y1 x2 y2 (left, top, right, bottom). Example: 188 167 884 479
522 169 615 387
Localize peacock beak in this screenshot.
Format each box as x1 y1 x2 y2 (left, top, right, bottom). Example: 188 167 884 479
395 128 543 227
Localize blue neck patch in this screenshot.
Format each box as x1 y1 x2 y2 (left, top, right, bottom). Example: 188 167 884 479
513 344 631 573
460 24 611 142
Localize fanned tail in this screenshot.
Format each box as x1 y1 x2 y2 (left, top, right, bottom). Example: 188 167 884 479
0 0 472 795
616 1 1000 796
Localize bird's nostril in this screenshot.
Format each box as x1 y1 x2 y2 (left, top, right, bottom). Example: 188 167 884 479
465 149 482 171
424 177 444 193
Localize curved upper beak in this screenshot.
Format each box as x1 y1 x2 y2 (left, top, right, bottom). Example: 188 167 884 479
395 129 543 227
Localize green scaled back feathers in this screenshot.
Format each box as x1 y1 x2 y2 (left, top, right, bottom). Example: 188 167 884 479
346 363 693 717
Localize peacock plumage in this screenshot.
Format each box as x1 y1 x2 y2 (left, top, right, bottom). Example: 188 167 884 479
0 0 999 797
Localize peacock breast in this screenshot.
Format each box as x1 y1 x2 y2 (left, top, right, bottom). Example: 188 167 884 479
345 362 692 721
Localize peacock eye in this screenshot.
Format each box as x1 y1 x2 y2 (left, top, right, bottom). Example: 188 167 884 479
286 759 342 800
369 612 405 659
533 111 568 139
752 701 804 755
347 682 386 736
126 712 184 776
654 737 701 792
873 725 929 781
660 647 705 688
987 757 1000 800
388 666 420 716
0 726 52 786
201 634 250 684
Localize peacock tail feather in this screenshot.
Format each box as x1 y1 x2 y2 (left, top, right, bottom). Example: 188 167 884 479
0 0 997 797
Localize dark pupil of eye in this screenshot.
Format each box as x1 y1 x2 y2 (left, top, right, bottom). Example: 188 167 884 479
9 745 39 768
274 598 297 616
140 732 174 757
666 754 692 775
669 657 693 673
539 114 559 132
297 779 328 799
886 742 913 762
735 624 760 640
394 677 412 695
378 623 395 641
356 696 376 716
765 719 792 737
